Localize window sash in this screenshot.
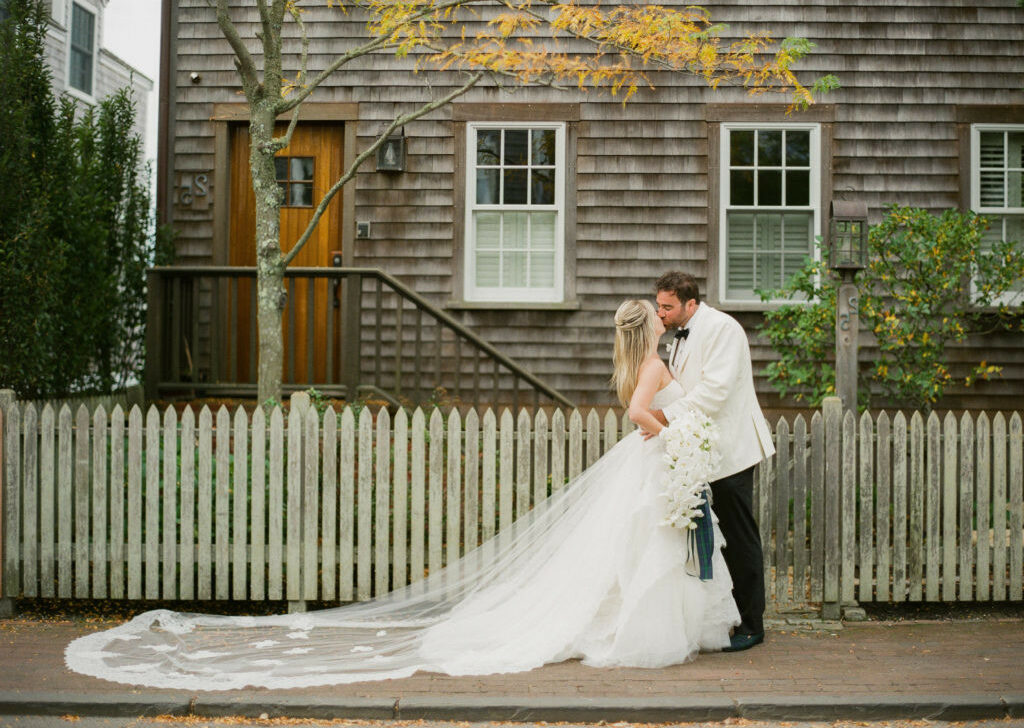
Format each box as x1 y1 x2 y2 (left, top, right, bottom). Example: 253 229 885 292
972 124 1024 214
465 122 565 302
719 123 821 304
969 125 1024 304
69 2 95 95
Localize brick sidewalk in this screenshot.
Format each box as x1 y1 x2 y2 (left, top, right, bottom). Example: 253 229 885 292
0 616 1022 721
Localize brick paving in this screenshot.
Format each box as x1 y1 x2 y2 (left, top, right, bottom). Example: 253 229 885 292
0 615 1022 720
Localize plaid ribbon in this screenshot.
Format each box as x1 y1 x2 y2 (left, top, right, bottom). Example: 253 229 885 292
685 488 714 581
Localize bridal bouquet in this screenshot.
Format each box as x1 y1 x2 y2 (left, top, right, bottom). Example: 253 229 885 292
658 407 721 531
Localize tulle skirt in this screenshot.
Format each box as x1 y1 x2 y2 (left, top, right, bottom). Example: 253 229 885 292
66 430 740 690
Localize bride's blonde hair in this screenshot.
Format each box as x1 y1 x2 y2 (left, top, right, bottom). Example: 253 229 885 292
611 299 658 407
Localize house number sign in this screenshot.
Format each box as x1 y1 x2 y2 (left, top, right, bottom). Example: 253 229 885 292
175 172 210 208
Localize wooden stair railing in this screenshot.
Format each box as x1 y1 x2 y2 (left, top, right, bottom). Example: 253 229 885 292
145 266 574 409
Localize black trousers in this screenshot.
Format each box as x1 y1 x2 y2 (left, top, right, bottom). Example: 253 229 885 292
710 465 765 635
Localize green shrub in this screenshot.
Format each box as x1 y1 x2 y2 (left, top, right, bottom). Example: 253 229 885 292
0 0 158 398
759 205 1024 410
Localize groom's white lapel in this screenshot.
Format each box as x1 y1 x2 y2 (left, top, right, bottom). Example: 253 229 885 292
670 302 707 381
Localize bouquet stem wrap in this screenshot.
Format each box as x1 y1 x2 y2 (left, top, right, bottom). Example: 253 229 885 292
658 408 722 582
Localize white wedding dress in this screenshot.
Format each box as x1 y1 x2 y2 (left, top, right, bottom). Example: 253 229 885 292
66 381 740 690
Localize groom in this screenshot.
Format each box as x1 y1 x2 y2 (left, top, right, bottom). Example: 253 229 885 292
649 271 775 652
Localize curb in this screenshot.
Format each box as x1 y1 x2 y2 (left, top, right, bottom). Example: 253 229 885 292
0 692 1021 722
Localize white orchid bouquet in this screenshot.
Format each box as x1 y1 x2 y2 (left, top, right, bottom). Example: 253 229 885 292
658 407 721 531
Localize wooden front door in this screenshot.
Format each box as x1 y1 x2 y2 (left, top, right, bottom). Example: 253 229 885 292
229 122 345 386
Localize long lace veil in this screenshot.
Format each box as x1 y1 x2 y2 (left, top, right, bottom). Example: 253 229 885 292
65 431 649 690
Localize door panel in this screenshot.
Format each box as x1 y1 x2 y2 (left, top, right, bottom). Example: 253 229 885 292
229 123 344 386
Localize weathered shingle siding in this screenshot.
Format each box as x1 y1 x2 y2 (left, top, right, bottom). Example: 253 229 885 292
169 0 1024 409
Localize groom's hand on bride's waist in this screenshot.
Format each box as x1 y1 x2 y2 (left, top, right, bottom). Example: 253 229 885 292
641 409 668 440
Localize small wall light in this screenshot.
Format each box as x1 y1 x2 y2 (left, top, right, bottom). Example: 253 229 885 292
376 130 406 172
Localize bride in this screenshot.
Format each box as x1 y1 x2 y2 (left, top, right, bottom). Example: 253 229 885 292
65 300 740 690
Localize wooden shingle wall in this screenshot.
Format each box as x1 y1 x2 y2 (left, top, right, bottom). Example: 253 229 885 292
168 0 1024 410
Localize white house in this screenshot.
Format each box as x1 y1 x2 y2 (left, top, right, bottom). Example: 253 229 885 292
39 0 153 143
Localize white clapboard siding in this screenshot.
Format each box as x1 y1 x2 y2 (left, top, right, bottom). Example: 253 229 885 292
1 401 1022 608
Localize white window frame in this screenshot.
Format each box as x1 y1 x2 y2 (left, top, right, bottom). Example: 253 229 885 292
65 0 98 102
970 123 1024 306
463 121 566 303
719 122 822 305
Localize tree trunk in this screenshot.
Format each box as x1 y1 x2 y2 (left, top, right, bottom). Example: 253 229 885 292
250 102 286 404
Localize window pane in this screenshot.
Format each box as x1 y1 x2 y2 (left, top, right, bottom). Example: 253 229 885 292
532 129 556 166
504 212 528 249
503 169 527 204
979 132 1003 168
70 49 92 94
1008 215 1024 242
531 168 554 205
981 216 1024 295
786 131 810 167
476 253 501 287
1012 132 1024 168
781 213 813 283
529 251 555 287
72 4 94 51
274 157 288 181
503 212 529 287
477 130 501 165
980 171 1004 207
503 253 527 287
758 130 783 166
70 3 94 94
531 212 556 249
476 169 499 204
725 212 756 298
290 183 313 207
786 170 809 206
504 130 528 166
1009 170 1023 207
291 157 314 181
730 130 754 166
730 169 754 205
475 213 501 287
758 170 782 206
474 212 501 249
753 214 782 292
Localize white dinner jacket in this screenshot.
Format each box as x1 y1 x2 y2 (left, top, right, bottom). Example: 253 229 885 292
663 303 775 479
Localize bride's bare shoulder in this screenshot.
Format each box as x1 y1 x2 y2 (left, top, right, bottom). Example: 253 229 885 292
639 355 671 382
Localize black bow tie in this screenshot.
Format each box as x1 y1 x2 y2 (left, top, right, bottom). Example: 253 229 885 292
674 328 689 341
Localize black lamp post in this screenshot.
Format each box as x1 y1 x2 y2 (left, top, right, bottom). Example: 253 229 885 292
827 200 868 412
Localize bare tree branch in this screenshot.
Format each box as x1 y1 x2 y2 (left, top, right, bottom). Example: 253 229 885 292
215 0 260 92
278 0 483 113
270 1 310 152
281 71 486 267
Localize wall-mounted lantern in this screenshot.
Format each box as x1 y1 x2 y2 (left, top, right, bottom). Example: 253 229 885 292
376 130 406 172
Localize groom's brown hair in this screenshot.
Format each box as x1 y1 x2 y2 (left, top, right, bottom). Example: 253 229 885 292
655 271 700 305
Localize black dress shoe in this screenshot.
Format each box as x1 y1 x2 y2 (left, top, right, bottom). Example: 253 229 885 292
722 631 764 652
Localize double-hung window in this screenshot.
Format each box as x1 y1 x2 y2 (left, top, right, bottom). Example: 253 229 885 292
69 1 96 97
971 125 1024 302
720 124 821 303
464 122 565 303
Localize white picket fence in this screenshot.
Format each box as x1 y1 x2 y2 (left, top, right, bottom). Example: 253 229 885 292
1 398 1022 611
